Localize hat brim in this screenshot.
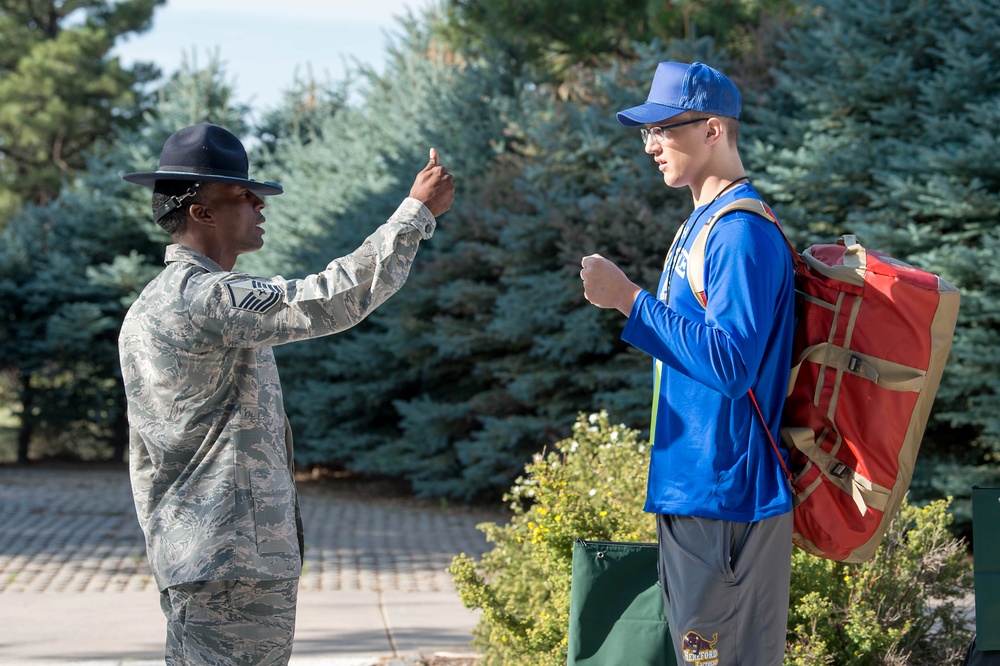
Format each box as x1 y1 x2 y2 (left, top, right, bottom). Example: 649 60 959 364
122 170 284 196
616 102 686 127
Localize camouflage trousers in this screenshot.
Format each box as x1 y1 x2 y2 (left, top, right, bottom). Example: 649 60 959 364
160 578 298 665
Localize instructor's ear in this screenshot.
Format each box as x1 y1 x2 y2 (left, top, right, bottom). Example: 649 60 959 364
187 200 216 228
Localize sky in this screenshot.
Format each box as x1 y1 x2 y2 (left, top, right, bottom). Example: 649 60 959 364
113 0 437 112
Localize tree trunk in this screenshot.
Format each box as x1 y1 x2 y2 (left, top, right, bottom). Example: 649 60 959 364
16 372 33 464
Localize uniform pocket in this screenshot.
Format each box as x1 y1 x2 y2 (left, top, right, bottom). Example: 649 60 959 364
247 470 298 555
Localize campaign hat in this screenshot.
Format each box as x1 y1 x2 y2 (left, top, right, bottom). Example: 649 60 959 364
122 123 283 196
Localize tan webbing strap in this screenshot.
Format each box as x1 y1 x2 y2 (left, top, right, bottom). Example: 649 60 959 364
687 199 783 308
801 242 866 287
790 342 927 393
781 427 892 516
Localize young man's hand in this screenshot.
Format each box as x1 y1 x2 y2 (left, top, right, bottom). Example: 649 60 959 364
410 148 455 217
581 254 641 317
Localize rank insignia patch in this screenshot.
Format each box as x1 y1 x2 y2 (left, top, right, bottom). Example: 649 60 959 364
225 278 283 313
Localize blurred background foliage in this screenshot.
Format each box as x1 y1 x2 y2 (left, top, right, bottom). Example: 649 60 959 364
1 0 997 539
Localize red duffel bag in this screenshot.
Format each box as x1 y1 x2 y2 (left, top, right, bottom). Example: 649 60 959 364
688 199 960 563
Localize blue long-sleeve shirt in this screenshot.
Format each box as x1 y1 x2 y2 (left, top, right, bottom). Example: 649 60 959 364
622 184 795 522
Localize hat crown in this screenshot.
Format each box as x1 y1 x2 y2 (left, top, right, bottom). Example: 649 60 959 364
157 124 250 179
121 123 283 195
650 62 740 116
616 61 742 127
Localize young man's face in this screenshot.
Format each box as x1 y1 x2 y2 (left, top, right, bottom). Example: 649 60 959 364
198 182 267 256
643 113 711 190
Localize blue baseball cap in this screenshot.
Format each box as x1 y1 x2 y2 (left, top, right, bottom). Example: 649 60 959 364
616 61 742 127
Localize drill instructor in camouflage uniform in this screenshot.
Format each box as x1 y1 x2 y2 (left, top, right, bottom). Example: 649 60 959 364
118 123 454 664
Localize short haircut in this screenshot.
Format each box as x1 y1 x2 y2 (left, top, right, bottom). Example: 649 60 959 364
720 116 740 146
690 112 740 147
151 180 198 235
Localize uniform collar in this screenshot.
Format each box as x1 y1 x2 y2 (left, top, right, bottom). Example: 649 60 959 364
164 244 226 273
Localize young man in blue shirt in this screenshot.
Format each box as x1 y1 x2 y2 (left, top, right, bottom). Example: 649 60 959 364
581 61 796 665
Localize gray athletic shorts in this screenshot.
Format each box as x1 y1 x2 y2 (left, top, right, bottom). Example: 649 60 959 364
656 511 793 666
160 578 298 665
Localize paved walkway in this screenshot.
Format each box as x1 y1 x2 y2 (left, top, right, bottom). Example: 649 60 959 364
0 465 502 664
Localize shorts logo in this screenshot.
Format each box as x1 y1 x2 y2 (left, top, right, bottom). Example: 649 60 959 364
225 278 283 313
681 630 719 666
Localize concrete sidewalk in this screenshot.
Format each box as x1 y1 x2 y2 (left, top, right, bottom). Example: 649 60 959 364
0 589 478 664
0 465 501 665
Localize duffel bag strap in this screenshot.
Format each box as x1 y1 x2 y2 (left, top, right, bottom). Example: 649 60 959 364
748 389 793 486
687 198 803 308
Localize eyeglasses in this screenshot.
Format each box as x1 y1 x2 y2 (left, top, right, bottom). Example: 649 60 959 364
640 118 709 145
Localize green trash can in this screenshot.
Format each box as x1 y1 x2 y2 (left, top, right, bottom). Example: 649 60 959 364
973 486 1000 651
567 539 676 666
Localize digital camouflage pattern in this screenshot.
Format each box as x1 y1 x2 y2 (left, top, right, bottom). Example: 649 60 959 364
161 578 298 665
119 198 435 591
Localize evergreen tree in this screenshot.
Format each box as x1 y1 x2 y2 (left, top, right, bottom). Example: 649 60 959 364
744 0 1000 520
0 56 249 463
246 6 742 498
239 12 514 492
0 0 164 229
439 0 793 83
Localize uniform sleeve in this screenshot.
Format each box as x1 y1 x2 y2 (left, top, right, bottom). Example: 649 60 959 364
187 198 435 348
621 215 789 398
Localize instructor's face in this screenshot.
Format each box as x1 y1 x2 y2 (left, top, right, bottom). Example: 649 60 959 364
200 183 267 256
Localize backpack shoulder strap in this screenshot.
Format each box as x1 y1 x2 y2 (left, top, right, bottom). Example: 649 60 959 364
687 198 791 308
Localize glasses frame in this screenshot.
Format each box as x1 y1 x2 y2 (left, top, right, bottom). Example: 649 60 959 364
640 118 710 145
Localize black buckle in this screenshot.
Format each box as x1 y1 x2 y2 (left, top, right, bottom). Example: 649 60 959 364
153 183 200 221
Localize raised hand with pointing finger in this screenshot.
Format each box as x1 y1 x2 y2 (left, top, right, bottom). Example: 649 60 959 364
117 124 457 663
410 147 455 217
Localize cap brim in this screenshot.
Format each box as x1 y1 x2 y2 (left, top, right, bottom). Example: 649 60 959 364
615 102 686 127
121 170 284 196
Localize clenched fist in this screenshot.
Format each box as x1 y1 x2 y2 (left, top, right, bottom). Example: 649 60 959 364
580 254 641 316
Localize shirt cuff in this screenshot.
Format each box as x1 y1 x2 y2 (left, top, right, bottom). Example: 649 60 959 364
395 197 437 240
622 290 651 343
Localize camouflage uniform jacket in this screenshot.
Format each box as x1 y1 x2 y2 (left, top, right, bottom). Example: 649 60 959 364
119 198 435 591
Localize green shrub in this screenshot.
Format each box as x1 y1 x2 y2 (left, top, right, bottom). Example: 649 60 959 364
451 412 974 666
450 411 655 666
786 499 973 665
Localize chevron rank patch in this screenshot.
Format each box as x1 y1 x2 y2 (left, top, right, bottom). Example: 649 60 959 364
225 278 284 313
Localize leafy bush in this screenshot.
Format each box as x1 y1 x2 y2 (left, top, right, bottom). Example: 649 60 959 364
786 500 973 665
450 411 656 666
451 412 974 666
